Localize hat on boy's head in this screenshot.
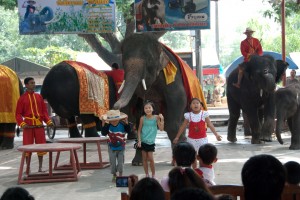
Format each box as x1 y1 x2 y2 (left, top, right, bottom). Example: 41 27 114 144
243 27 255 34
102 110 127 121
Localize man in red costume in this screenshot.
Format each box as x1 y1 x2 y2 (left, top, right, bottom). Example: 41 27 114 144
15 77 53 172
105 63 125 99
233 27 263 88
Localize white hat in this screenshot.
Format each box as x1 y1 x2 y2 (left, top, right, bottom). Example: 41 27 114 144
244 27 255 34
102 110 127 121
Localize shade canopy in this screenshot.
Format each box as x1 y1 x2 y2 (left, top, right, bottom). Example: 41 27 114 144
224 51 298 78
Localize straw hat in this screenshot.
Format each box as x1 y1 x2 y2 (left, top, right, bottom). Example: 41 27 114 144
102 110 127 121
244 27 255 34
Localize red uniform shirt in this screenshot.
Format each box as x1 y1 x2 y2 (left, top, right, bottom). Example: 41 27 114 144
240 37 263 62
105 69 124 90
15 91 52 127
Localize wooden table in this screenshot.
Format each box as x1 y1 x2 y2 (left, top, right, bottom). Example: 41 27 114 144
55 137 110 170
17 143 82 184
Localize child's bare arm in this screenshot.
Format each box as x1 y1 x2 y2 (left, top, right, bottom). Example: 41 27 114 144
205 117 222 141
173 119 189 144
157 114 164 131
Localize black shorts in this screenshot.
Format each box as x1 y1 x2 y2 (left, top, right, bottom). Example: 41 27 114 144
140 142 155 152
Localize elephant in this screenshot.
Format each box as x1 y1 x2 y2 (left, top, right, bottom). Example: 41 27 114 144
275 83 300 150
0 65 24 149
113 33 205 154
20 6 54 34
41 61 118 138
226 55 288 144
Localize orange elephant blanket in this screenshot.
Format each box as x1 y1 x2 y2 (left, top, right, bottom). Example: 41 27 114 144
162 46 207 110
0 65 20 123
64 61 109 118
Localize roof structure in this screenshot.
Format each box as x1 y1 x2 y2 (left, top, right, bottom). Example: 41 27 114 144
1 57 50 85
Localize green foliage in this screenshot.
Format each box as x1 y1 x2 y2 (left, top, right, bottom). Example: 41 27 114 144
263 0 300 22
0 0 17 10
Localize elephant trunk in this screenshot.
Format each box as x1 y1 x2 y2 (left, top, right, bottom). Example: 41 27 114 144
113 59 143 109
275 114 284 144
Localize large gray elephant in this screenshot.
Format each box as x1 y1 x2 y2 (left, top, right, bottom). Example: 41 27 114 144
0 65 24 149
113 33 203 146
41 61 118 138
275 83 300 150
226 55 288 144
20 6 54 34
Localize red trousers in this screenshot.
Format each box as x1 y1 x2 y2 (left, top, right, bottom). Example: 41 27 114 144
23 127 46 156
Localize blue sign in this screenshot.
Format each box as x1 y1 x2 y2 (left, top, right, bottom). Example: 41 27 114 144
134 0 210 32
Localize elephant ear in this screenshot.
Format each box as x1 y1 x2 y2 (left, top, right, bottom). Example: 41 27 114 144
159 47 170 71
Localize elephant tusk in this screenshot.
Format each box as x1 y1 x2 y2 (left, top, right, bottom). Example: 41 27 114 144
118 80 125 94
260 89 263 97
142 79 147 90
44 16 61 24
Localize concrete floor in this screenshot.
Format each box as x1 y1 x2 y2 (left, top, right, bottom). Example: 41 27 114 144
0 124 299 200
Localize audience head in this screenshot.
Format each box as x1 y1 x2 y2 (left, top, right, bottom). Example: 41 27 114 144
130 177 165 200
111 63 119 69
0 187 35 200
171 187 215 200
241 154 286 200
172 142 196 167
168 167 210 195
197 143 218 165
284 161 300 185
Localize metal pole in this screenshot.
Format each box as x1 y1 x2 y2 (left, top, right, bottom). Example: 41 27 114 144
215 0 220 60
195 30 203 86
281 0 286 86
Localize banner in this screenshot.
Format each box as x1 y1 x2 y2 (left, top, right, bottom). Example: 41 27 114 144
18 0 116 34
135 0 210 32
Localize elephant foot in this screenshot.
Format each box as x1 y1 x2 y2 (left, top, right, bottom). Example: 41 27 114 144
227 136 237 143
0 144 14 150
260 136 272 142
289 144 300 150
251 138 263 144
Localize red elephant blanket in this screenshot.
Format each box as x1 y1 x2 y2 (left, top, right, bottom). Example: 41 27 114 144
64 61 109 118
162 46 207 110
0 65 20 123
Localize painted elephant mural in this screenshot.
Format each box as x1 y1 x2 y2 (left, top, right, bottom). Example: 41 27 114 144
41 61 117 138
20 6 55 34
275 83 300 150
113 33 206 146
0 65 24 149
226 55 288 144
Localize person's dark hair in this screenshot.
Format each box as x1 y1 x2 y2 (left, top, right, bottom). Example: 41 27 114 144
0 187 35 200
172 142 196 167
111 63 119 69
168 167 210 195
283 161 300 185
190 98 204 107
130 177 165 200
171 187 215 200
24 77 34 85
198 143 218 165
142 100 156 115
241 154 286 200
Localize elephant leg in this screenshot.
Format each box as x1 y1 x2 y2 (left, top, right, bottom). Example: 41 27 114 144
67 116 82 138
227 95 240 142
289 111 300 150
245 109 261 144
0 123 15 150
80 114 99 137
242 112 251 136
261 94 276 142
